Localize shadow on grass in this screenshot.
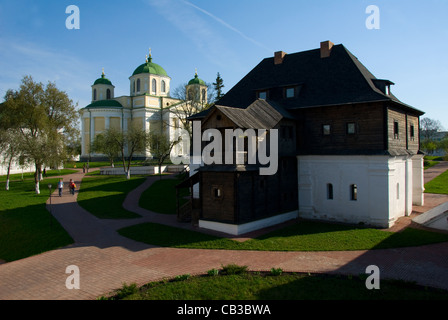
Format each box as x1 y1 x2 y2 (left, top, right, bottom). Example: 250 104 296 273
256 273 448 300
77 177 146 219
138 178 189 215
0 203 74 262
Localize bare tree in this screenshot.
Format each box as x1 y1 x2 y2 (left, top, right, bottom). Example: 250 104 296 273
170 82 215 140
420 117 443 142
148 131 179 178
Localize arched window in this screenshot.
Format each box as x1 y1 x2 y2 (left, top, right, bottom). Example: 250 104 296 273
93 89 97 101
152 79 157 94
133 80 135 93
202 89 206 102
137 79 141 92
161 80 166 93
106 89 111 100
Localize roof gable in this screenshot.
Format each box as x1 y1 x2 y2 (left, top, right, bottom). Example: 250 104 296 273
217 44 420 113
202 99 289 129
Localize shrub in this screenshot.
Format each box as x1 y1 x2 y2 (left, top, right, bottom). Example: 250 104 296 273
270 268 283 276
114 283 138 299
174 274 191 282
207 269 219 276
221 264 248 275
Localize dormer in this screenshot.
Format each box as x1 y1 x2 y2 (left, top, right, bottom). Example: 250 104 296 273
372 79 394 95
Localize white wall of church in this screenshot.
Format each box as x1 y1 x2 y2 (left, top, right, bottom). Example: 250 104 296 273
297 155 421 228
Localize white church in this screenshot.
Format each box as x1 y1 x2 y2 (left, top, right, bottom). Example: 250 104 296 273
79 50 208 161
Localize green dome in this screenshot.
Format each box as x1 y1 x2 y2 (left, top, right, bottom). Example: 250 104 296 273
188 73 206 86
132 57 168 77
94 73 113 86
85 99 123 109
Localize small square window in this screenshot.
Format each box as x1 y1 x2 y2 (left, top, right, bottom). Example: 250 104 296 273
285 87 295 98
258 91 267 100
323 124 331 135
347 123 356 134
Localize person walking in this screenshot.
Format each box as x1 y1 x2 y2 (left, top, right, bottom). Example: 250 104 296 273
69 179 76 195
58 179 64 197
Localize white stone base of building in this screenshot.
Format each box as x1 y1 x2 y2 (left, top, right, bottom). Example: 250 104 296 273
199 210 299 236
297 154 424 228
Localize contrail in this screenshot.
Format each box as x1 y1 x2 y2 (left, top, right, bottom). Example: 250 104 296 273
181 0 273 53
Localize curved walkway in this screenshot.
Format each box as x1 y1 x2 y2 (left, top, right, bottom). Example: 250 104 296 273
1 166 448 300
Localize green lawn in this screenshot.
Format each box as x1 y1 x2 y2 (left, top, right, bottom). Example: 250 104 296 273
118 220 448 252
0 179 74 262
0 169 78 182
138 177 189 215
107 270 448 300
424 160 439 170
77 175 146 219
424 169 448 194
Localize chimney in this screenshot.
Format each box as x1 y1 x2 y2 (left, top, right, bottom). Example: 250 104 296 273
320 40 334 58
274 51 287 65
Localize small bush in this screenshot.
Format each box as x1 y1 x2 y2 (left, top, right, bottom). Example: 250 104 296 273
114 283 138 299
270 268 283 276
174 274 191 282
443 155 448 161
207 269 219 276
221 264 248 275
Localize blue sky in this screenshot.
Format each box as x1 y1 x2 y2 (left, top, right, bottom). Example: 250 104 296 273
1 0 447 128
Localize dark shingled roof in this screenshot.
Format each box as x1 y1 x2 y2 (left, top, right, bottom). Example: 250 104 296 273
205 44 422 115
204 99 294 129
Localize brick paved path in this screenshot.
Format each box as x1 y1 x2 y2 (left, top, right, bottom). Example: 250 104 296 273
1 165 448 300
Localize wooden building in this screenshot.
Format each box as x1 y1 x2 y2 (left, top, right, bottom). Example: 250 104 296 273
183 41 425 235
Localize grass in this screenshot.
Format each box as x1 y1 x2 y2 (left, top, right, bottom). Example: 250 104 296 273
77 175 146 219
424 160 439 170
424 156 445 161
424 169 448 194
0 169 78 182
0 179 74 262
138 177 189 215
105 268 448 300
118 220 448 252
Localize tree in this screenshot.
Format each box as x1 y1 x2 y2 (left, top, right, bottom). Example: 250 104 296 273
170 82 213 141
122 124 148 179
92 128 121 167
97 124 147 179
421 140 437 155
148 131 179 178
420 117 443 142
0 128 23 190
212 72 225 102
0 76 79 194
